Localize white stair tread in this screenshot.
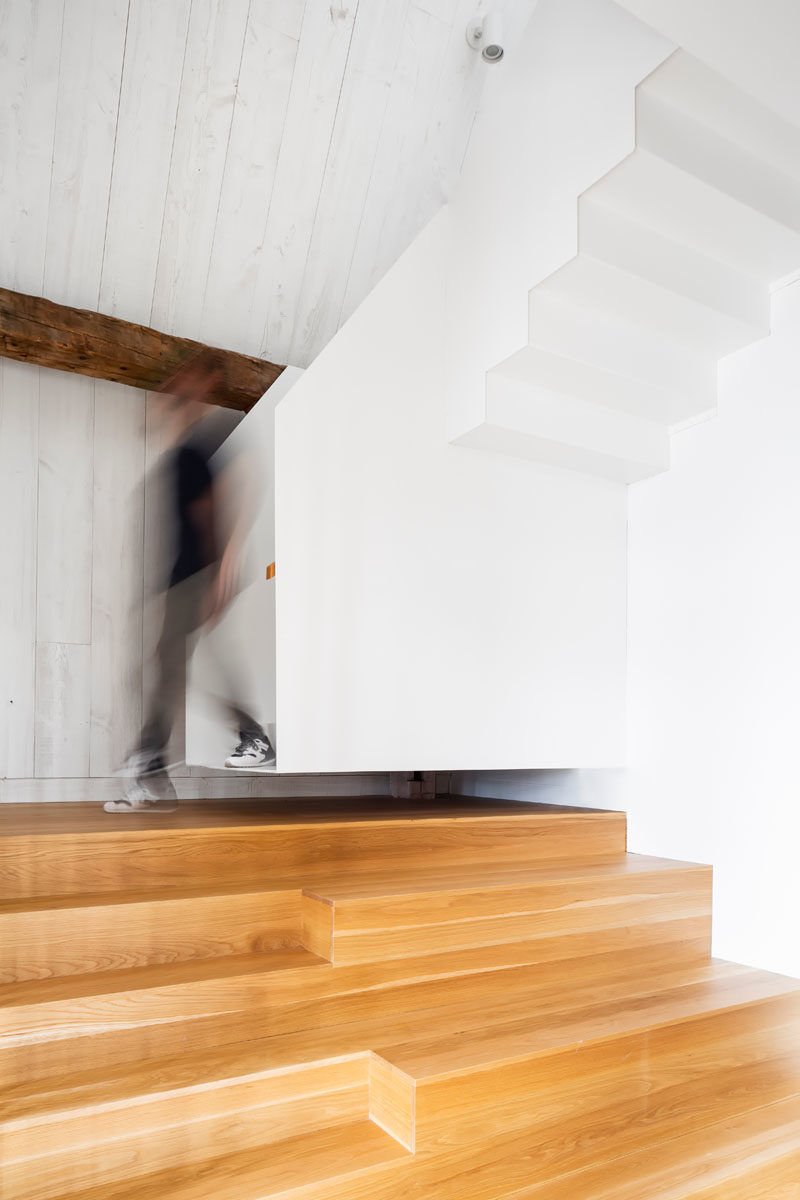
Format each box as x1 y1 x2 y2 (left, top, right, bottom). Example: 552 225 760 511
639 50 800 184
578 193 769 331
540 253 767 358
527 289 717 426
494 344 706 427
586 148 800 283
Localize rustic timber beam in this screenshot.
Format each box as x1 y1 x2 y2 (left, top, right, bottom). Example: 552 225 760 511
0 287 284 412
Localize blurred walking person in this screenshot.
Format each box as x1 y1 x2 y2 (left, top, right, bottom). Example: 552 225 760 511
105 352 274 814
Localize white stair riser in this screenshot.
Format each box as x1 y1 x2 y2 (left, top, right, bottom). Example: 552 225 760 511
585 150 800 283
639 49 800 185
495 345 709 428
540 255 767 358
454 373 669 483
458 49 800 482
527 290 717 427
579 194 770 333
637 90 800 238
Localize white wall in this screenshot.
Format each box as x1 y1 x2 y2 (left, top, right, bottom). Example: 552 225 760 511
626 279 800 979
445 0 672 439
275 210 627 773
271 0 676 775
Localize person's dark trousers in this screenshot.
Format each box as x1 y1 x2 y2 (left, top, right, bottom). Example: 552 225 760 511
139 568 264 756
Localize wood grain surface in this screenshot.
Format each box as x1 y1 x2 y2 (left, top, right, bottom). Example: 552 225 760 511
1 800 798 1198
0 287 284 412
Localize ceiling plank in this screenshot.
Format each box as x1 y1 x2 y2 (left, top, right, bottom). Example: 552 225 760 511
98 0 192 324
0 0 64 295
199 1 300 354
0 288 284 412
245 1 358 363
43 0 129 311
150 0 251 337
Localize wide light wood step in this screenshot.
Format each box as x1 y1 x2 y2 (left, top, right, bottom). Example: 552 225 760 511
0 800 626 900
0 939 710 1119
303 854 711 964
1 953 733 1114
402 966 800 1140
502 1093 800 1200
3 800 797 1198
6 959 799 1197
1 1054 379 1200
52 1119 411 1200
8 959 796 1158
0 948 328 1085
0 915 711 1087
0 883 308 984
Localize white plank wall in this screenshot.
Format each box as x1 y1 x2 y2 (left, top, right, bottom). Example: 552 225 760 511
0 359 388 800
90 382 145 776
0 361 39 777
36 370 94 645
34 642 92 778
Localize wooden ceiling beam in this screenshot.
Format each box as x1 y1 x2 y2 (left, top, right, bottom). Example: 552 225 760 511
0 288 284 412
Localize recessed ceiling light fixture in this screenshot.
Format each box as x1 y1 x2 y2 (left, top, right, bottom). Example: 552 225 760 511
466 12 505 63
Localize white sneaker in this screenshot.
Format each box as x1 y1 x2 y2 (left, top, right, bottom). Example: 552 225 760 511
104 776 178 814
225 734 276 769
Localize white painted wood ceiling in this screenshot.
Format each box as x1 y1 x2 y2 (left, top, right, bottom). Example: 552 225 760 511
1 0 526 368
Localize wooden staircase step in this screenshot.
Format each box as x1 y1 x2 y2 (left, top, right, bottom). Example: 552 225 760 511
330 1070 800 1200
0 801 626 900
0 953 727 1117
418 1014 800 1149
0 942 715 1129
0 915 710 1087
9 976 798 1200
50 1119 411 1200
382 965 800 1083
0 884 308 984
500 1093 800 1200
296 852 697 899
7 959 795 1153
1 1055 376 1200
302 855 711 963
0 854 701 983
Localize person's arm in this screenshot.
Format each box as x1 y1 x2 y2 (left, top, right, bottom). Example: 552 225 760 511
208 449 260 621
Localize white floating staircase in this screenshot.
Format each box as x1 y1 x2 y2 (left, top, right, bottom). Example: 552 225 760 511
455 49 800 483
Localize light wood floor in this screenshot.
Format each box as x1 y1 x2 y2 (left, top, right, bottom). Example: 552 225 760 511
1 797 798 1198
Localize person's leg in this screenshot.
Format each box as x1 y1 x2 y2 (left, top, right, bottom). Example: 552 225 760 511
137 577 203 762
115 573 205 787
107 576 206 812
196 600 275 767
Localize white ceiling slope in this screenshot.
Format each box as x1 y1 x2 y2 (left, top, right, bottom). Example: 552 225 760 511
0 0 530 370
